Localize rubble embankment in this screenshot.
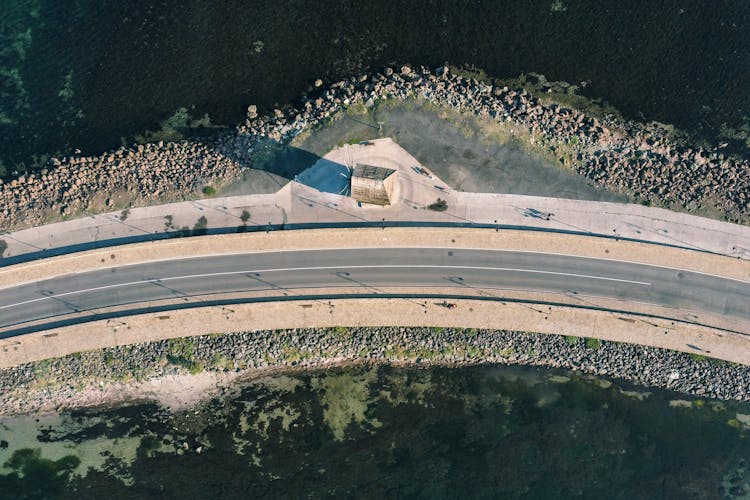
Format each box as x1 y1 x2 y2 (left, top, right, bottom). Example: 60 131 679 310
2 65 749 232
1 327 748 416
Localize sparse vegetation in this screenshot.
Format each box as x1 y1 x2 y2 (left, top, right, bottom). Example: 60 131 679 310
210 354 233 371
33 359 52 381
688 352 728 367
202 185 216 196
0 239 7 258
332 326 350 339
497 346 514 358
167 338 203 373
282 347 311 364
585 337 602 349
451 64 491 83
119 208 130 221
240 209 251 223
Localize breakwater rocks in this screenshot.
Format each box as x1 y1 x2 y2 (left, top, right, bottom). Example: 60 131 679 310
0 137 244 230
2 65 750 231
1 327 749 415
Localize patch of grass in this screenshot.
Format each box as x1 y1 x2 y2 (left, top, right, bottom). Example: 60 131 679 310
168 338 195 359
33 359 52 380
465 328 478 337
103 353 115 366
465 345 483 358
337 136 368 148
688 352 728 367
202 185 216 196
187 362 204 375
211 354 232 371
495 346 514 358
451 64 491 83
332 326 349 338
585 337 602 349
346 102 369 115
282 347 311 364
166 337 203 373
565 335 578 345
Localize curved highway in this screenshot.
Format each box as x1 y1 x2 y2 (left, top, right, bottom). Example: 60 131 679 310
0 248 748 336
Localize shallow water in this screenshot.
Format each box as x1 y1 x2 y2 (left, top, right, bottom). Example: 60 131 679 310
1 364 749 498
1 1 749 175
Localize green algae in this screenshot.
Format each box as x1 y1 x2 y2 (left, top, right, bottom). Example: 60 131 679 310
311 368 381 441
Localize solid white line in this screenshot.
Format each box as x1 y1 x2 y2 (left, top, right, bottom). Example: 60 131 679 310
0 264 650 311
69 246 750 286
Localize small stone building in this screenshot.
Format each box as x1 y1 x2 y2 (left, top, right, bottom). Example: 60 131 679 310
350 163 397 205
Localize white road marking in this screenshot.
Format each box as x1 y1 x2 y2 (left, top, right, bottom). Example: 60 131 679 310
75 246 750 286
0 264 650 311
1 245 748 292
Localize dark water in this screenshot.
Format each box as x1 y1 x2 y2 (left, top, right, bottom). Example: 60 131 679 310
1 365 749 498
1 0 749 176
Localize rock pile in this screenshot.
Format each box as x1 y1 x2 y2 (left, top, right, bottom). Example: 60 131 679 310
0 138 244 230
1 327 748 415
2 64 749 230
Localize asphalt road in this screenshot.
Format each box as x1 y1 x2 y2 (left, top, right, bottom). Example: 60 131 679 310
0 248 748 334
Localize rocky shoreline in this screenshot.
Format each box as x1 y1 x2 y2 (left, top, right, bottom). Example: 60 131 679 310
1 327 749 416
2 65 750 231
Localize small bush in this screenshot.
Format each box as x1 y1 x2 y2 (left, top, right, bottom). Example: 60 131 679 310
240 209 251 223
193 216 208 235
202 186 216 196
0 239 6 258
119 209 130 221
427 198 448 211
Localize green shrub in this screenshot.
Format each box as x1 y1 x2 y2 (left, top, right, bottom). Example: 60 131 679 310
193 216 208 235
427 198 448 211
202 185 216 196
